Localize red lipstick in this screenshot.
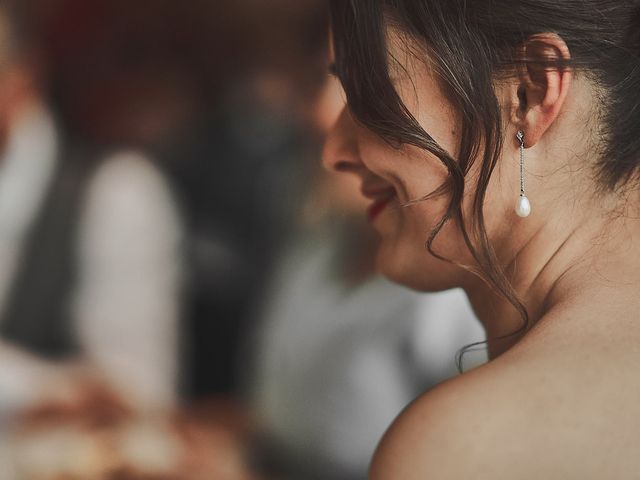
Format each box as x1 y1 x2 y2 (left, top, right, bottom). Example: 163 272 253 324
362 186 396 222
367 197 392 222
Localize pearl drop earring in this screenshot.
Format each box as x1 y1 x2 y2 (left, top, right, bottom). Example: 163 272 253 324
515 130 531 217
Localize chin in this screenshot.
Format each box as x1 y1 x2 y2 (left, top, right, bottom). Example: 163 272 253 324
375 242 462 292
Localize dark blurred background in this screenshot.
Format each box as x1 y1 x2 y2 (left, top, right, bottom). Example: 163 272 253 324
25 0 331 398
0 2 485 479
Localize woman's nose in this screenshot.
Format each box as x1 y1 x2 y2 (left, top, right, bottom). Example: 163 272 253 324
322 107 364 174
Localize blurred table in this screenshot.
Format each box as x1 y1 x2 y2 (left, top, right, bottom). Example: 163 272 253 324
6 395 259 480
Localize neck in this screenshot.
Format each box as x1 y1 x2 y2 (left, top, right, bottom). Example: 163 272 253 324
462 195 640 359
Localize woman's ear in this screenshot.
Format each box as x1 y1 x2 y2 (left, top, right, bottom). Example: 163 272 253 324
509 33 573 148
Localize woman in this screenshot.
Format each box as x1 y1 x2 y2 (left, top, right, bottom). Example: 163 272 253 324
323 0 640 478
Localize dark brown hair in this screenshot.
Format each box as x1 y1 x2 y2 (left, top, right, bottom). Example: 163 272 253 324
329 0 640 368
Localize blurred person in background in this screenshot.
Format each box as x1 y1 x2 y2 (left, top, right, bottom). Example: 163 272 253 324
0 0 268 480
0 2 222 478
149 0 331 399
0 0 181 416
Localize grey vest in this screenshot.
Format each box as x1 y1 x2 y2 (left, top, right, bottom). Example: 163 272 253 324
0 145 97 359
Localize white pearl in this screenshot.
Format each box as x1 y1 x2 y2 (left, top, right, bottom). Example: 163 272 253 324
515 195 531 217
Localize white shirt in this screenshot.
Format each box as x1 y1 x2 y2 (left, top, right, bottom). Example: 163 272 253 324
249 229 486 477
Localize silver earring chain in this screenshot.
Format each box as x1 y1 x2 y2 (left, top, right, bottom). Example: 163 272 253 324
517 130 525 195
514 130 531 217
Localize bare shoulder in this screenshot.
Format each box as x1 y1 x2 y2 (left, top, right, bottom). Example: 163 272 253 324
370 362 524 480
370 333 640 480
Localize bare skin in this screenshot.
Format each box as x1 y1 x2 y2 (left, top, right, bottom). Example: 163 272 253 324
368 222 640 479
324 29 640 479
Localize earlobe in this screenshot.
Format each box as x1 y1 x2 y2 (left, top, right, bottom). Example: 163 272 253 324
511 33 573 148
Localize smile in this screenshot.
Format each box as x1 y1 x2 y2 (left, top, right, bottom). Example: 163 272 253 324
362 186 396 222
367 197 393 222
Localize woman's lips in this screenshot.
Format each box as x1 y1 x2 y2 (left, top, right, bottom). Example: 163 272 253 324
362 186 396 222
367 196 393 222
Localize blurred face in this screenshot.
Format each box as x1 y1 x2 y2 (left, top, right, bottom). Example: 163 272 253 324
0 64 37 153
0 11 37 153
323 33 509 291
